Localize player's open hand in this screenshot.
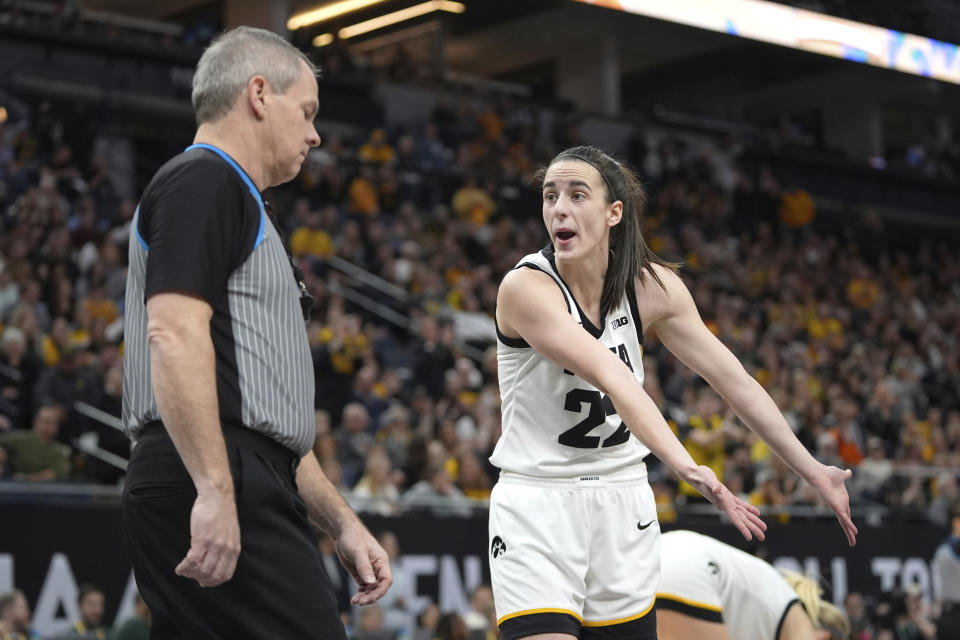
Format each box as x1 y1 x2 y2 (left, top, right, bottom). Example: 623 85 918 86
335 521 393 605
175 489 241 587
810 464 858 546
687 465 767 542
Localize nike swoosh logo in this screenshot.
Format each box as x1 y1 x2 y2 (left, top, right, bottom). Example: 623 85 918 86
637 520 656 530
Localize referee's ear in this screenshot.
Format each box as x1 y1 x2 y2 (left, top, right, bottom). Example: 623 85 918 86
247 75 269 121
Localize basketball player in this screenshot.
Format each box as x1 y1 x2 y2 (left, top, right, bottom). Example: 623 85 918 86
489 145 857 640
657 530 849 640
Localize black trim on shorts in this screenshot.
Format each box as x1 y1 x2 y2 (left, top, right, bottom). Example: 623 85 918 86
775 598 801 640
499 612 580 640
655 596 724 624
581 607 657 640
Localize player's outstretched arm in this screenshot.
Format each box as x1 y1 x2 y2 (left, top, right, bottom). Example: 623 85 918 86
497 269 767 541
641 265 857 546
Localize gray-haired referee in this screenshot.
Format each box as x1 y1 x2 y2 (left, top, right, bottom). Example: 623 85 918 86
121 27 391 639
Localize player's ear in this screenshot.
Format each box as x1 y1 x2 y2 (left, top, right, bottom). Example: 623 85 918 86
608 200 623 227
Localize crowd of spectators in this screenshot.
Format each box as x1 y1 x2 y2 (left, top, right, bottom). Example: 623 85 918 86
277 99 960 527
1 62 959 538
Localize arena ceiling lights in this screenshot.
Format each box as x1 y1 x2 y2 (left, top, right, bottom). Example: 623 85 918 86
338 1 464 39
288 0 391 31
572 0 960 85
292 0 465 46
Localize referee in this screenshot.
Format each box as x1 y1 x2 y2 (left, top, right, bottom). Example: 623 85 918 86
121 27 391 639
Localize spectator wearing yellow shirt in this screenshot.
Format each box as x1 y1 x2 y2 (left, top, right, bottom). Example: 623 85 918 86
750 468 788 506
348 165 380 216
477 105 503 142
678 390 727 500
846 276 880 310
806 303 846 352
41 316 83 367
749 468 791 524
358 129 395 165
456 450 491 501
451 176 495 225
290 206 335 260
779 187 815 228
79 285 118 325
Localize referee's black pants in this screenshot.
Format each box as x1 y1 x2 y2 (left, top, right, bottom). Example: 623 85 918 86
121 422 347 640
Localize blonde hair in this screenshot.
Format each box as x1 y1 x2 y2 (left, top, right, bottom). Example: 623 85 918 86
780 570 850 636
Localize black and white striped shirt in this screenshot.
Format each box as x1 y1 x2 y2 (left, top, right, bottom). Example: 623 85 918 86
122 144 315 456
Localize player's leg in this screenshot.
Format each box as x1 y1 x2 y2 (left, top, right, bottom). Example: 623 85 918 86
489 475 589 640
581 472 659 640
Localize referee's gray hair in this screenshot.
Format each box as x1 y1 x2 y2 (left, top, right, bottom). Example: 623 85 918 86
192 26 317 125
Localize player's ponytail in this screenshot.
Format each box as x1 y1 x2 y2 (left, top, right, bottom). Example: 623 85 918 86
542 146 679 319
781 570 851 636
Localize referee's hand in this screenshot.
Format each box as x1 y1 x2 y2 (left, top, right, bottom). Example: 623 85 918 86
335 521 393 605
175 490 242 587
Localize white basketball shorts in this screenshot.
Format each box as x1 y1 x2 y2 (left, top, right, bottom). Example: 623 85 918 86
488 465 658 640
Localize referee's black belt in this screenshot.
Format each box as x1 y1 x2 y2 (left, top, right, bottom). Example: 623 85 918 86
140 421 300 475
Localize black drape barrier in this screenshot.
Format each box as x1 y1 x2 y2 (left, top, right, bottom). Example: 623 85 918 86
0 501 948 637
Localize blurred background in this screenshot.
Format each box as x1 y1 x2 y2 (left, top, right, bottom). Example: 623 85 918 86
1 0 959 638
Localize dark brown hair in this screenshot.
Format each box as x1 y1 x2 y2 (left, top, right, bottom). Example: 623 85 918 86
539 145 679 318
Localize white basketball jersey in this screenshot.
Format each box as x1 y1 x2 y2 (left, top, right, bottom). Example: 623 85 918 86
658 530 799 639
490 247 650 477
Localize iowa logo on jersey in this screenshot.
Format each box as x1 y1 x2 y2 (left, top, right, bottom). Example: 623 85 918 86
610 316 629 330
491 536 507 558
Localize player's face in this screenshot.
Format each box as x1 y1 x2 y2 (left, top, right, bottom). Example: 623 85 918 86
542 159 621 261
266 60 320 186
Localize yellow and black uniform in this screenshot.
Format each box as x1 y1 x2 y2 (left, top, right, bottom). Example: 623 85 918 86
658 530 800 639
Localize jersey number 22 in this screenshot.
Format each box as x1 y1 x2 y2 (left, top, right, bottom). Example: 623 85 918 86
558 389 631 449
